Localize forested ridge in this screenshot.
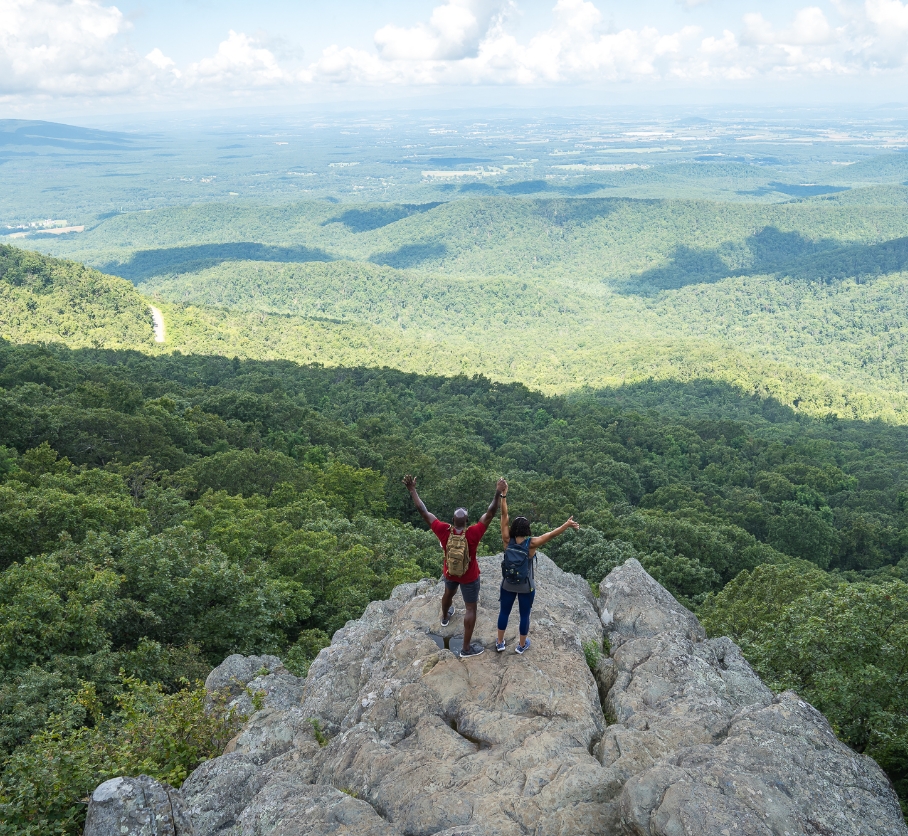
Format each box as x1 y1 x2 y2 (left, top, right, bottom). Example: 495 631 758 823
0 246 154 350
16 192 908 423
35 194 908 283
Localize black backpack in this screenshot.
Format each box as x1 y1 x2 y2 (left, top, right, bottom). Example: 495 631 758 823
502 538 531 585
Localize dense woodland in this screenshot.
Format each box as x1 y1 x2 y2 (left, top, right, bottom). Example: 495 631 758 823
3 192 908 831
38 194 908 284
31 193 908 420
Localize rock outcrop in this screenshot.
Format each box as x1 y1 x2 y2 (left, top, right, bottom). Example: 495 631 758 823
84 775 194 835
85 556 908 836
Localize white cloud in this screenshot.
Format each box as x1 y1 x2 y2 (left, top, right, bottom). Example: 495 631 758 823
742 7 835 46
304 1 879 86
310 0 704 85
374 0 510 61
701 29 737 56
312 45 399 84
0 1 298 102
0 0 140 96
187 30 285 87
859 0 908 67
146 48 181 79
726 6 857 76
3 0 908 104
865 0 908 31
146 48 173 71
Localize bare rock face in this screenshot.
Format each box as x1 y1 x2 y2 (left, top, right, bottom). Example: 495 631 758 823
85 556 907 836
599 559 905 835
83 775 194 836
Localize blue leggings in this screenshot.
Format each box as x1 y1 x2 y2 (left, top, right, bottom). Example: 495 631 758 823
498 587 536 636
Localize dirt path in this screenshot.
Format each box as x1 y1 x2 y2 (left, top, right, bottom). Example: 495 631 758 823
149 305 166 343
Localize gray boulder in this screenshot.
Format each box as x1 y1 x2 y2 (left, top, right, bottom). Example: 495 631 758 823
204 654 304 715
600 559 905 835
84 775 194 836
85 556 907 836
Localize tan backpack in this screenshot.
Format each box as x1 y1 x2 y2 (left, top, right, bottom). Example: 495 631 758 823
445 530 470 577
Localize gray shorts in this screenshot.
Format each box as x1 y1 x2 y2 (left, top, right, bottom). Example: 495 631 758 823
444 577 481 604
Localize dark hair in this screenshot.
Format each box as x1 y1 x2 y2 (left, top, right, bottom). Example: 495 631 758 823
510 516 531 539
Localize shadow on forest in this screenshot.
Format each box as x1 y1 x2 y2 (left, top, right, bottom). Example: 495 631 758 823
102 243 334 282
619 227 908 295
499 180 551 195
21 339 908 445
575 377 803 425
369 241 449 268
561 183 614 195
458 181 613 199
511 198 621 229
738 182 851 198
323 202 443 232
498 180 617 197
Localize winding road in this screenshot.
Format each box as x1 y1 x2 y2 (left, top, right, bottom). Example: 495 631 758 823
149 305 166 343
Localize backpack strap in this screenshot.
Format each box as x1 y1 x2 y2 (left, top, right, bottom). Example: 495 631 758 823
510 537 531 555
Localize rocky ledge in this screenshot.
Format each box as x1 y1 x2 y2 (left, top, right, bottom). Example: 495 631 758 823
84 557 907 836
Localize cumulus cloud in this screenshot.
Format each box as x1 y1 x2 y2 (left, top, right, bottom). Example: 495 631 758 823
0 0 302 102
312 0 704 85
146 48 181 79
375 0 510 60
4 0 908 103
742 7 835 46
311 45 398 84
866 0 908 31
305 0 886 85
0 0 140 96
187 30 286 87
860 0 908 67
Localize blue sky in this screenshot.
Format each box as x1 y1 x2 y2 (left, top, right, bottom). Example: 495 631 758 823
2 0 908 115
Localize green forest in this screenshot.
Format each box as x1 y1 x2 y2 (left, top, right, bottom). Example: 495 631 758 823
2 184 908 831
29 192 908 422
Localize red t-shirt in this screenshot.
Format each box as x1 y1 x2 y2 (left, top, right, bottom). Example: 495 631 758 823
431 519 486 584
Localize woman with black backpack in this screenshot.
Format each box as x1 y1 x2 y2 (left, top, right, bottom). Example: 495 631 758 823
496 489 579 654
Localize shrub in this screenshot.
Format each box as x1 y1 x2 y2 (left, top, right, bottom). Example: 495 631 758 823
0 676 242 836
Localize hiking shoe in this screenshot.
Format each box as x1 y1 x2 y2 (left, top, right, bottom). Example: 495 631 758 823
495 640 506 652
515 638 531 655
459 643 485 658
441 605 455 627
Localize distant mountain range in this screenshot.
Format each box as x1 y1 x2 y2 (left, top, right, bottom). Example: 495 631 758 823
0 119 138 151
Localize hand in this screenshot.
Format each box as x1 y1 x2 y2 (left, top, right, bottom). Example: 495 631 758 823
403 474 417 490
496 477 508 496
564 516 580 531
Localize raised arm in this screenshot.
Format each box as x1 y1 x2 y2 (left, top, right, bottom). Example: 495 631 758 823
530 516 580 549
402 474 437 526
500 493 510 550
478 477 508 528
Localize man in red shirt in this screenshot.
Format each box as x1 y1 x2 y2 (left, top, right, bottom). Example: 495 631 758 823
403 474 507 658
